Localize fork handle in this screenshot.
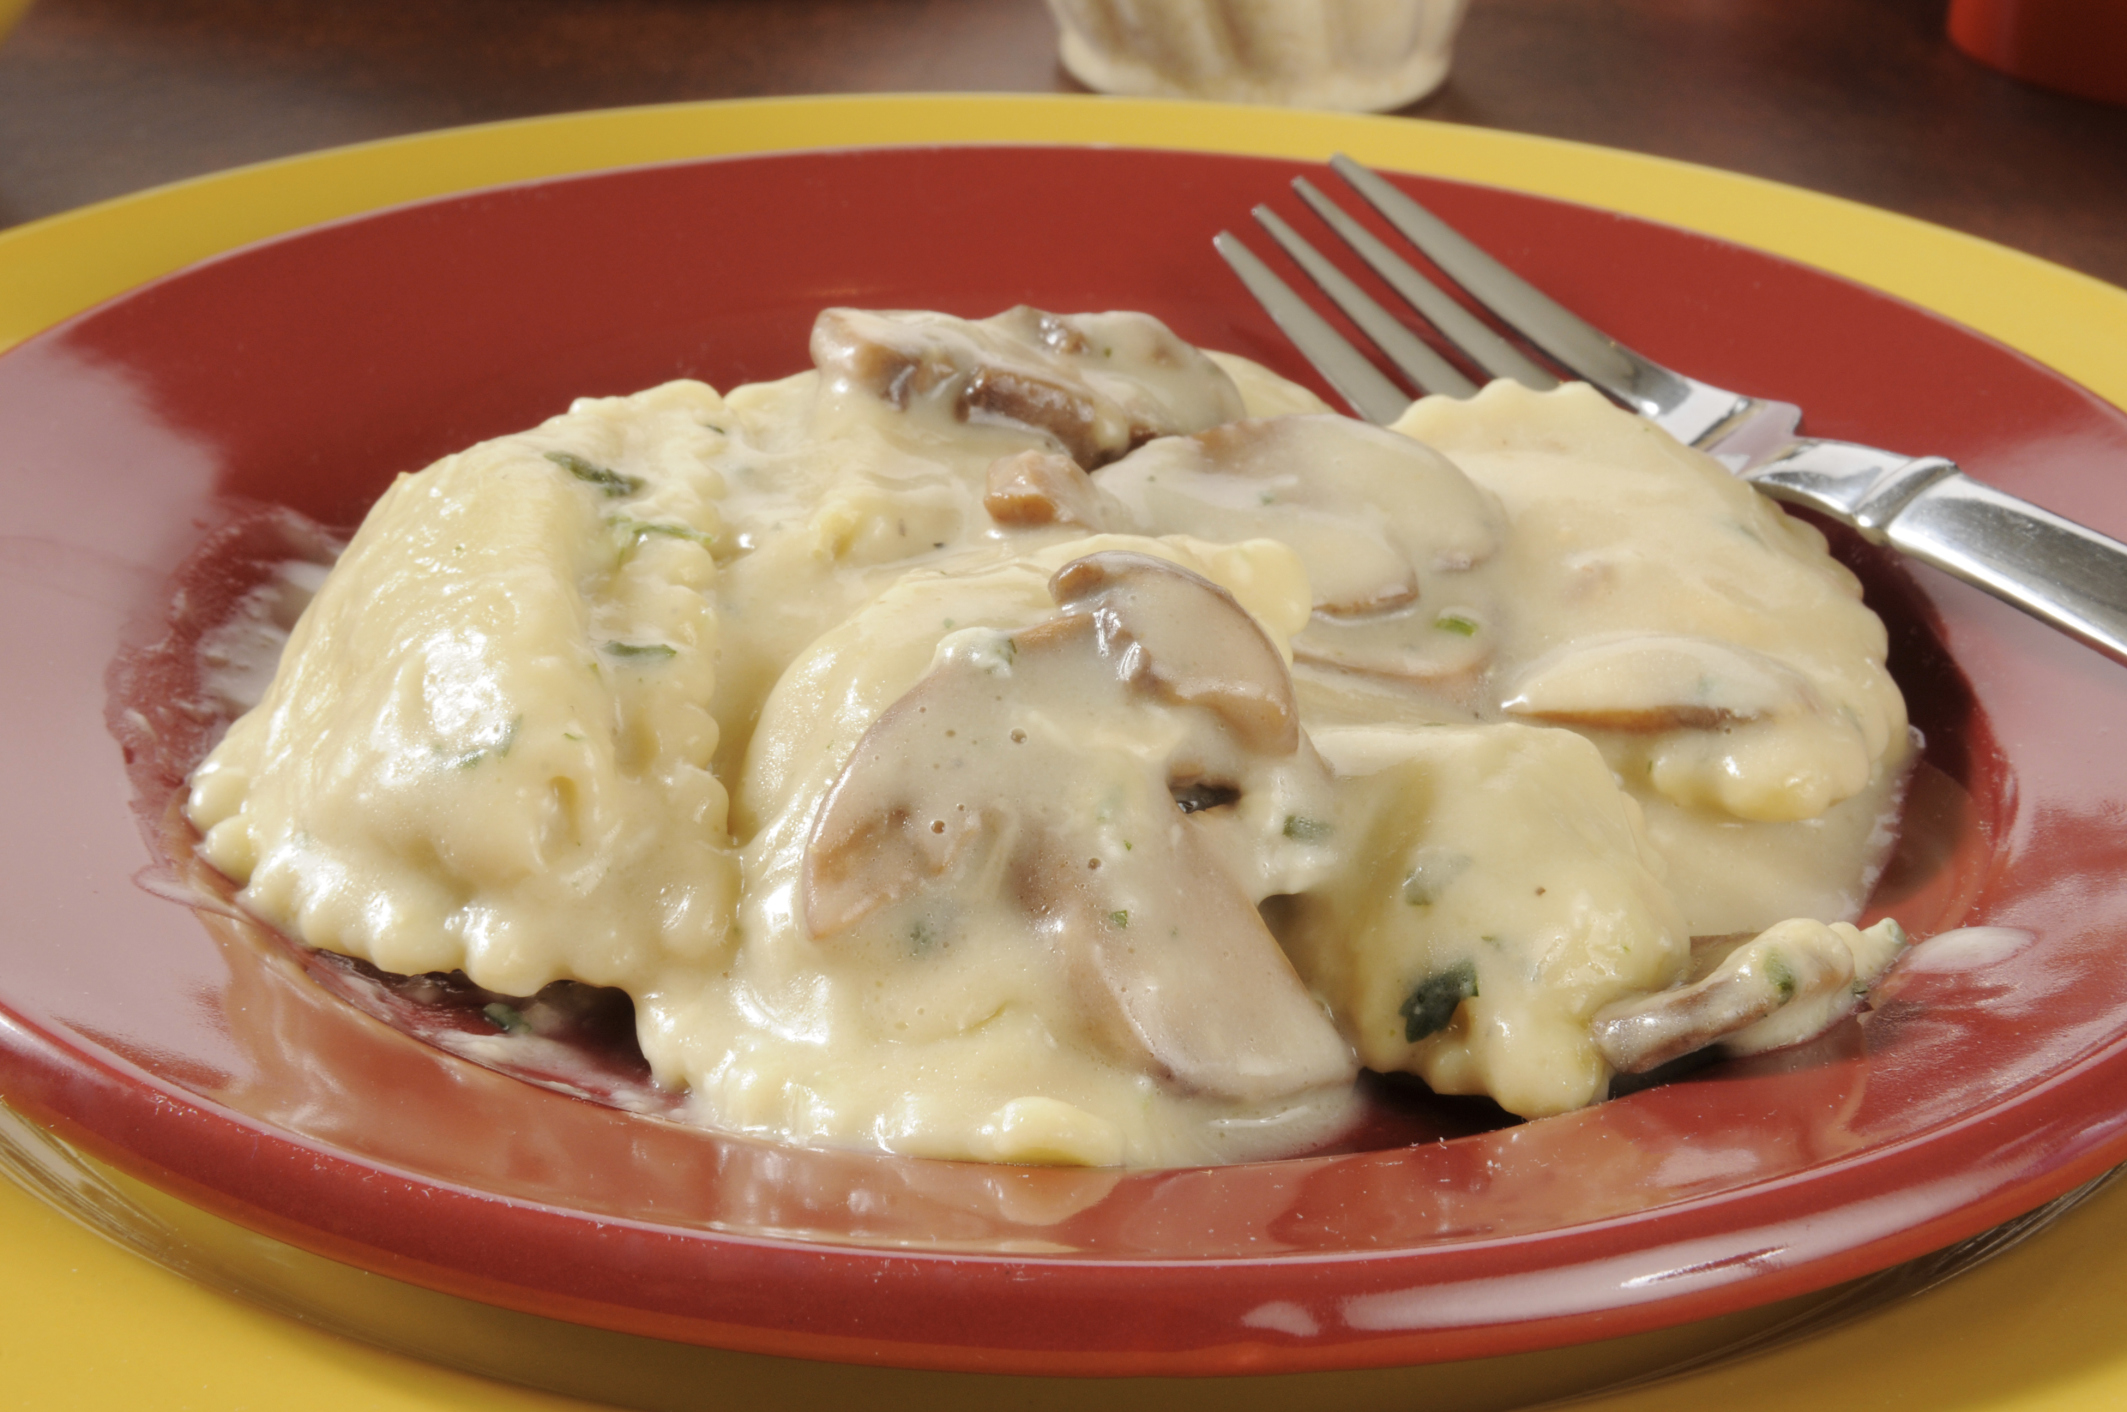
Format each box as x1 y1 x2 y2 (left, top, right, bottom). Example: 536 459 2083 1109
1746 440 2127 663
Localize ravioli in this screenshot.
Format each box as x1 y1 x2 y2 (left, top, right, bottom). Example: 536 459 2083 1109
187 306 1914 1166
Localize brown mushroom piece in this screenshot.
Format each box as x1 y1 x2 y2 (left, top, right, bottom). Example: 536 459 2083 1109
1047 550 1299 752
1501 634 1879 822
982 449 1115 530
1500 635 1802 733
1284 613 1493 696
1092 415 1504 619
810 307 1246 470
801 551 1354 1103
1092 415 1508 697
1592 916 1908 1073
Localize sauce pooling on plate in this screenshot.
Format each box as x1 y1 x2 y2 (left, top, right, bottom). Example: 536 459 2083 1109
184 306 1913 1167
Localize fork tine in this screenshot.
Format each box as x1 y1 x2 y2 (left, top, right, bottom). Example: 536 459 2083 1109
1328 154 1691 419
1213 231 1412 425
1249 206 1480 401
1290 178 1557 393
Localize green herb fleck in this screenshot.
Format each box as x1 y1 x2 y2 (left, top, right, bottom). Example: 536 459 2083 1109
483 1002 529 1034
603 640 677 660
1765 951 1797 1002
613 516 710 546
1282 815 1333 843
1399 961 1478 1042
1434 612 1480 637
1259 490 1277 505
1401 850 1469 906
909 919 936 951
546 450 642 498
1109 910 1130 929
563 731 585 742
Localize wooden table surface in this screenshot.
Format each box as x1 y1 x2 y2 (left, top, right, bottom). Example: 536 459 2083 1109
2 0 2124 288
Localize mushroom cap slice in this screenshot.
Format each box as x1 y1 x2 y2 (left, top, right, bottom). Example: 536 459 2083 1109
799 551 1353 1103
810 307 1245 469
801 686 1002 940
1050 550 1299 754
1503 635 1879 823
983 449 1114 530
1092 414 1504 618
1288 610 1493 696
1500 635 1804 733
1015 820 1355 1103
1591 916 1908 1073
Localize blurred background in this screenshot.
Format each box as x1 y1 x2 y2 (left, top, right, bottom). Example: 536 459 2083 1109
0 0 2122 287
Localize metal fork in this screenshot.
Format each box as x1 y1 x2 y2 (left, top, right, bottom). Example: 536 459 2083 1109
1216 155 2127 663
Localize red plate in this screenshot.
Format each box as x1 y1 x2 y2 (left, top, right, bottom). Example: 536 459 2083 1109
2 144 2126 1377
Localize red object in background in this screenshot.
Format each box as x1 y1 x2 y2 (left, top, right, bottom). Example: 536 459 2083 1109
1949 0 2127 105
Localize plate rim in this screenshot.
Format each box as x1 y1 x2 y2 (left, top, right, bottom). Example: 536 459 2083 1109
4 93 2126 403
4 106 2127 1377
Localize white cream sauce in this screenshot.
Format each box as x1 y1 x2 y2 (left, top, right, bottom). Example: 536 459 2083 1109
186 307 1914 1166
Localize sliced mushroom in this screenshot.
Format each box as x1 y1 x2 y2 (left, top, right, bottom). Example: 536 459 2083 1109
811 307 1245 470
1319 578 1421 618
1501 635 1803 733
800 550 1353 1102
801 687 1004 939
1289 611 1493 695
1592 916 1908 1073
810 307 957 410
1503 635 1879 823
1093 415 1504 619
982 449 1113 530
1021 306 1091 356
1049 551 1298 753
964 366 1106 466
1015 820 1353 1103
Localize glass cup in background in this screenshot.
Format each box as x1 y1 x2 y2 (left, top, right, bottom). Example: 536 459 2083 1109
1046 0 1470 112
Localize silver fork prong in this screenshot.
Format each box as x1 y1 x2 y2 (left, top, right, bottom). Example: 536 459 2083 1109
1290 178 1557 393
1213 231 1412 425
1224 166 2127 667
1249 206 1479 401
1327 154 1688 418
1242 200 1480 397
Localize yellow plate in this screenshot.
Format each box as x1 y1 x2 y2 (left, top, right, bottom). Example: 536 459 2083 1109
5 94 2127 1410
